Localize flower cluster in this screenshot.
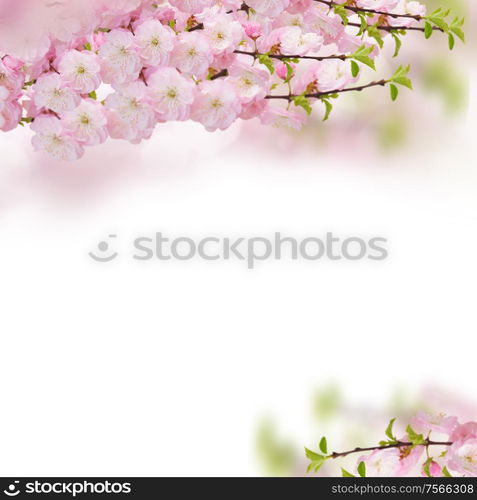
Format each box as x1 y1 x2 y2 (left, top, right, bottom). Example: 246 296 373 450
0 0 464 160
306 412 477 477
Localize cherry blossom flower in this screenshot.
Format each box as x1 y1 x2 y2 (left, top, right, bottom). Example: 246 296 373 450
147 67 196 122
62 99 108 146
410 411 458 436
99 29 142 84
447 439 477 477
33 73 81 114
31 115 84 161
191 80 242 131
134 19 176 67
105 81 155 141
58 50 101 94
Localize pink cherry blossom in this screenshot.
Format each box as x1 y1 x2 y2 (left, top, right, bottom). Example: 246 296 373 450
202 12 245 54
105 81 155 141
62 99 108 146
228 62 270 103
147 67 196 121
58 50 101 94
171 32 213 79
358 449 402 477
260 107 306 131
191 80 242 131
33 73 81 114
449 422 477 444
410 411 459 436
31 115 84 161
446 439 477 477
99 29 142 84
422 461 443 477
134 19 176 67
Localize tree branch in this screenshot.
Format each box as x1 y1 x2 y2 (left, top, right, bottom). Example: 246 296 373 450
314 0 423 21
329 440 453 459
234 50 348 61
347 21 443 33
266 79 389 101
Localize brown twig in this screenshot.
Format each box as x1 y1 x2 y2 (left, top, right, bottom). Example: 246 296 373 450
265 79 389 101
328 440 453 459
235 50 348 61
347 21 443 33
314 0 423 21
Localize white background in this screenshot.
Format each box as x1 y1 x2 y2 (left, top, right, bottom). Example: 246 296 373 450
0 65 476 477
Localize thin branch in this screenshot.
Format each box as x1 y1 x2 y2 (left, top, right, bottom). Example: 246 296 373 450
209 68 229 80
347 21 443 33
329 440 453 459
188 23 204 32
265 79 388 101
314 0 423 21
234 50 348 61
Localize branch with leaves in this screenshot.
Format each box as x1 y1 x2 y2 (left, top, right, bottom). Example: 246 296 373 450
316 0 465 51
262 43 413 122
305 414 477 477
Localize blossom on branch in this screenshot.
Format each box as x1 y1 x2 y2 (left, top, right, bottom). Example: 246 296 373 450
0 0 465 160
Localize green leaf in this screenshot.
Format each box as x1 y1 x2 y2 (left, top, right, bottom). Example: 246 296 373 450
282 60 295 83
367 25 384 49
427 16 449 32
423 458 433 478
305 448 324 461
257 54 275 75
450 26 465 43
88 90 97 100
424 22 433 39
449 16 465 44
406 424 426 446
305 448 326 474
293 95 313 116
322 99 333 122
442 466 452 477
385 418 397 440
351 60 360 78
84 42 92 51
357 13 367 36
357 461 366 477
352 45 376 70
391 65 413 90
353 55 375 70
319 437 328 455
391 33 402 57
341 468 355 477
448 33 455 50
334 5 348 26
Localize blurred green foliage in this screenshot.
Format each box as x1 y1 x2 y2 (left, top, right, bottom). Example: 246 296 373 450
426 0 465 16
256 421 296 476
313 383 342 422
422 58 468 114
